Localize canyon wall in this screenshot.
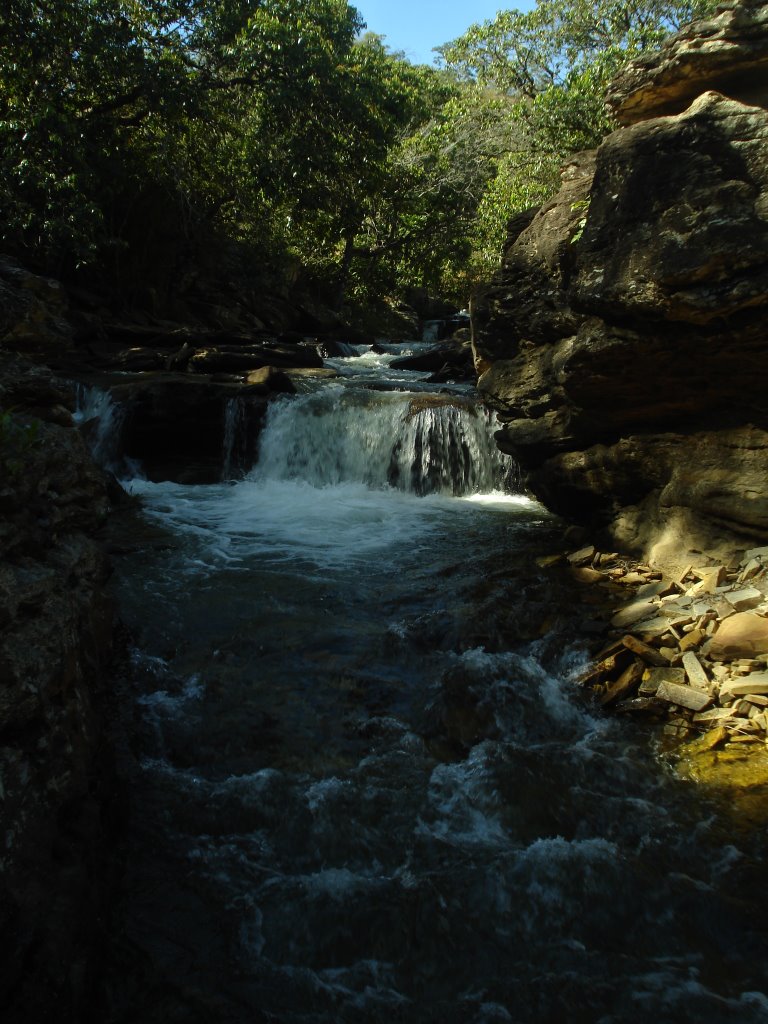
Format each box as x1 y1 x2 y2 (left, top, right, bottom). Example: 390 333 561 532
473 0 768 569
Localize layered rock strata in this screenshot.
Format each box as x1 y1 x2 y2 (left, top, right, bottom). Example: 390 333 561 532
473 0 768 567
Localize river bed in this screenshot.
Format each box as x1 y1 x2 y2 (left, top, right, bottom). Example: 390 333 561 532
97 345 768 1023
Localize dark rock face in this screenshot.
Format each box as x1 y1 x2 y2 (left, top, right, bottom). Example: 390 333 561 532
473 0 768 567
0 355 116 1021
106 373 270 483
0 258 73 354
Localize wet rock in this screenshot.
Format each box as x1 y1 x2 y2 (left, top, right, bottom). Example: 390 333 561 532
688 726 730 754
678 745 768 794
390 340 471 375
246 366 296 393
107 373 270 483
187 342 323 374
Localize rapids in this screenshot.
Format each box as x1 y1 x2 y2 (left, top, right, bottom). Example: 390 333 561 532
98 344 768 1023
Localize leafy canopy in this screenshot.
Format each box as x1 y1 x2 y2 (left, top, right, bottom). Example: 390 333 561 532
0 0 719 308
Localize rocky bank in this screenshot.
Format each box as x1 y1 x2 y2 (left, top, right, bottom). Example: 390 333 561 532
0 353 116 1019
473 0 768 570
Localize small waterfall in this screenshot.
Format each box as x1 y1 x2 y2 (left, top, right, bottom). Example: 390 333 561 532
73 383 130 474
222 398 248 481
422 320 442 342
254 387 515 496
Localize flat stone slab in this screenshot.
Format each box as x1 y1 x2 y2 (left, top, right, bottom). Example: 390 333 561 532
679 628 707 653
621 634 669 666
719 673 768 699
639 667 685 696
599 659 645 706
567 545 596 565
693 707 739 724
682 652 710 690
726 587 764 612
633 615 692 638
636 580 671 600
611 601 658 628
656 681 712 711
708 612 768 661
571 566 605 584
696 566 727 588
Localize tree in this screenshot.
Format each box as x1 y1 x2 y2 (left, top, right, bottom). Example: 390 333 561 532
433 0 718 283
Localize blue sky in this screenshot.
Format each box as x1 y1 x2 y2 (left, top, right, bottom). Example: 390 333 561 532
354 1 534 66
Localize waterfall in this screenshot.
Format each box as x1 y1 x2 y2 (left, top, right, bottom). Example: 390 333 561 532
73 383 130 474
253 387 514 496
222 397 249 481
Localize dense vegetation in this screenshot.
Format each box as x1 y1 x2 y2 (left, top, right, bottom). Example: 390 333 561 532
0 0 715 315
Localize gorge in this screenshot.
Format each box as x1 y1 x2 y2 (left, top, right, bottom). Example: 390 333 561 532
2 0 768 1021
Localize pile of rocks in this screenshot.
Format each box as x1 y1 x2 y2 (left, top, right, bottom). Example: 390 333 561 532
572 544 768 749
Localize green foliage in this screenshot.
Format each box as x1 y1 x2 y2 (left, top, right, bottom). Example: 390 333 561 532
434 0 718 285
0 0 720 311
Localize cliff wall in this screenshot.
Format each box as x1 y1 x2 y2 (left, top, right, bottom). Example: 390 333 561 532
473 0 768 570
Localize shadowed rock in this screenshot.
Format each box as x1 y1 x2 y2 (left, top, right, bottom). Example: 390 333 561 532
473 0 768 564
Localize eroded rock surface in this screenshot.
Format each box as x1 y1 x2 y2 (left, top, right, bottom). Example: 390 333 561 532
474 0 768 565
608 0 768 124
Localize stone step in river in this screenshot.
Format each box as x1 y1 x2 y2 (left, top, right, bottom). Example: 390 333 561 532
93 342 768 1023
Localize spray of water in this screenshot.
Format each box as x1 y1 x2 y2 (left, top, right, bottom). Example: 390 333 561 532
253 387 514 496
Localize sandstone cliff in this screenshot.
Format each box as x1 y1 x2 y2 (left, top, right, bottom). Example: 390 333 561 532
473 0 768 569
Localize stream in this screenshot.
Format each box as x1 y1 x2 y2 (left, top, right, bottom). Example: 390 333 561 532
94 343 768 1023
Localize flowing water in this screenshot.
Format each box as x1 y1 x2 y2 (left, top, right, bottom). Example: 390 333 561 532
98 345 768 1023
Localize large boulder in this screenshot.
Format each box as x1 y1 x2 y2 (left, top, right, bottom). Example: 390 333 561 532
473 0 768 564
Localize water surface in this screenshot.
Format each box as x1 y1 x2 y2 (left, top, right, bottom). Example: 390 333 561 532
101 347 768 1023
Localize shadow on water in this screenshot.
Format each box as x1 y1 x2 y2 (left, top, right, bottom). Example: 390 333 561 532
93 352 768 1024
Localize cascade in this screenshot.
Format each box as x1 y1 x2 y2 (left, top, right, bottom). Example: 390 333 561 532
102 338 768 1024
73 383 131 474
222 397 251 480
252 387 513 495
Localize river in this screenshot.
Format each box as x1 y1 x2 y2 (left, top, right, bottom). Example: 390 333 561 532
93 343 768 1023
